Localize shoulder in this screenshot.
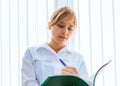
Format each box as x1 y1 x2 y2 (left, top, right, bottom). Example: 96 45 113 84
23 43 47 61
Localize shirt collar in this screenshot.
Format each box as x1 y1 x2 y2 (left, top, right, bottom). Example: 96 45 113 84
37 42 73 54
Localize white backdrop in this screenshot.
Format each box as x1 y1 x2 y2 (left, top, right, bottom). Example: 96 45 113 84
0 0 120 86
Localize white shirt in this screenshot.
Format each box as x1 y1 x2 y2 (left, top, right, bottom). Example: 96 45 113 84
21 43 91 86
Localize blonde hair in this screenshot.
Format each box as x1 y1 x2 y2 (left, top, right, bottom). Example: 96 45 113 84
48 6 77 28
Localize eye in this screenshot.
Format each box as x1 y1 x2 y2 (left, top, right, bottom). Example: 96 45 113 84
68 26 74 31
57 24 65 28
68 28 73 31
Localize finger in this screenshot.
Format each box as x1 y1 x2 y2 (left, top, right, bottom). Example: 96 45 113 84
64 66 78 73
61 66 78 75
61 69 74 74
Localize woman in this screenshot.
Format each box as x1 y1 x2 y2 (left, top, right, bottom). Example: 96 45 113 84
22 6 91 86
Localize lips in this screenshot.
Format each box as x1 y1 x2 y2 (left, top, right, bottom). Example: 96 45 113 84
58 36 67 39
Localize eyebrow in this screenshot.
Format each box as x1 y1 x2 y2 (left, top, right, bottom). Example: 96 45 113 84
59 22 74 26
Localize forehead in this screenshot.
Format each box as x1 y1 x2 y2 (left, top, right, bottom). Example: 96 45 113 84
59 17 75 25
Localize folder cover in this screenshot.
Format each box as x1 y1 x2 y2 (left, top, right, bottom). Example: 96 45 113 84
41 60 111 86
41 75 89 86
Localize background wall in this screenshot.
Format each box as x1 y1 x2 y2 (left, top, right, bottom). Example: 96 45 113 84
0 0 120 86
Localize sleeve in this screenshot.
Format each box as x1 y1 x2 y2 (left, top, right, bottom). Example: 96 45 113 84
78 61 93 86
21 49 39 86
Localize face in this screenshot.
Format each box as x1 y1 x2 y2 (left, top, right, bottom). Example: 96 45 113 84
49 18 75 45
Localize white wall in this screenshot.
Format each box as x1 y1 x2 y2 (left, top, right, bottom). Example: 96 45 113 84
0 0 120 86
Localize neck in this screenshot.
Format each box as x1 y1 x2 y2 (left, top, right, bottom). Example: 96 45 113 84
48 41 65 53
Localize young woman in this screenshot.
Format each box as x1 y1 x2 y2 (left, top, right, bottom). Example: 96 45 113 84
22 6 91 86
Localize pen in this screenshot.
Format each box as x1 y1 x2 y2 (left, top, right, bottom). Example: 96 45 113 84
59 58 67 66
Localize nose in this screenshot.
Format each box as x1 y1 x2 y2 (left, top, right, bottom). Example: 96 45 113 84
62 28 69 34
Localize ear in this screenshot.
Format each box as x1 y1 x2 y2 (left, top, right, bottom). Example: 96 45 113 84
48 22 51 30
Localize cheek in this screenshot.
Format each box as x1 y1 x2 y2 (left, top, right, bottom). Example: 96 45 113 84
68 32 74 37
51 28 60 34
51 29 58 37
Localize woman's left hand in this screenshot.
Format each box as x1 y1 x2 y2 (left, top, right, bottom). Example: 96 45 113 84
61 66 78 76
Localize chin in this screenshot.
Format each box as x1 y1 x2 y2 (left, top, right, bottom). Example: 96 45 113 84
55 38 68 44
58 41 67 45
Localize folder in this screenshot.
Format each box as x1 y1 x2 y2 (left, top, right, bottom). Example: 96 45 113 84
41 75 89 86
41 60 111 86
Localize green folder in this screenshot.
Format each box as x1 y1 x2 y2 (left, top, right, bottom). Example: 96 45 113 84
41 75 89 86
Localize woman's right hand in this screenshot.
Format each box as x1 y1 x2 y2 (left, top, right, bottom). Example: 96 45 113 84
61 66 78 76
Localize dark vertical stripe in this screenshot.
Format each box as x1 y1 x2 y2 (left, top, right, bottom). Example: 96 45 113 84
36 0 38 45
77 0 81 52
26 0 29 48
17 0 20 86
55 0 58 9
88 0 92 74
0 0 2 85
67 0 68 6
46 0 49 41
112 0 117 85
9 0 11 85
100 0 105 85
